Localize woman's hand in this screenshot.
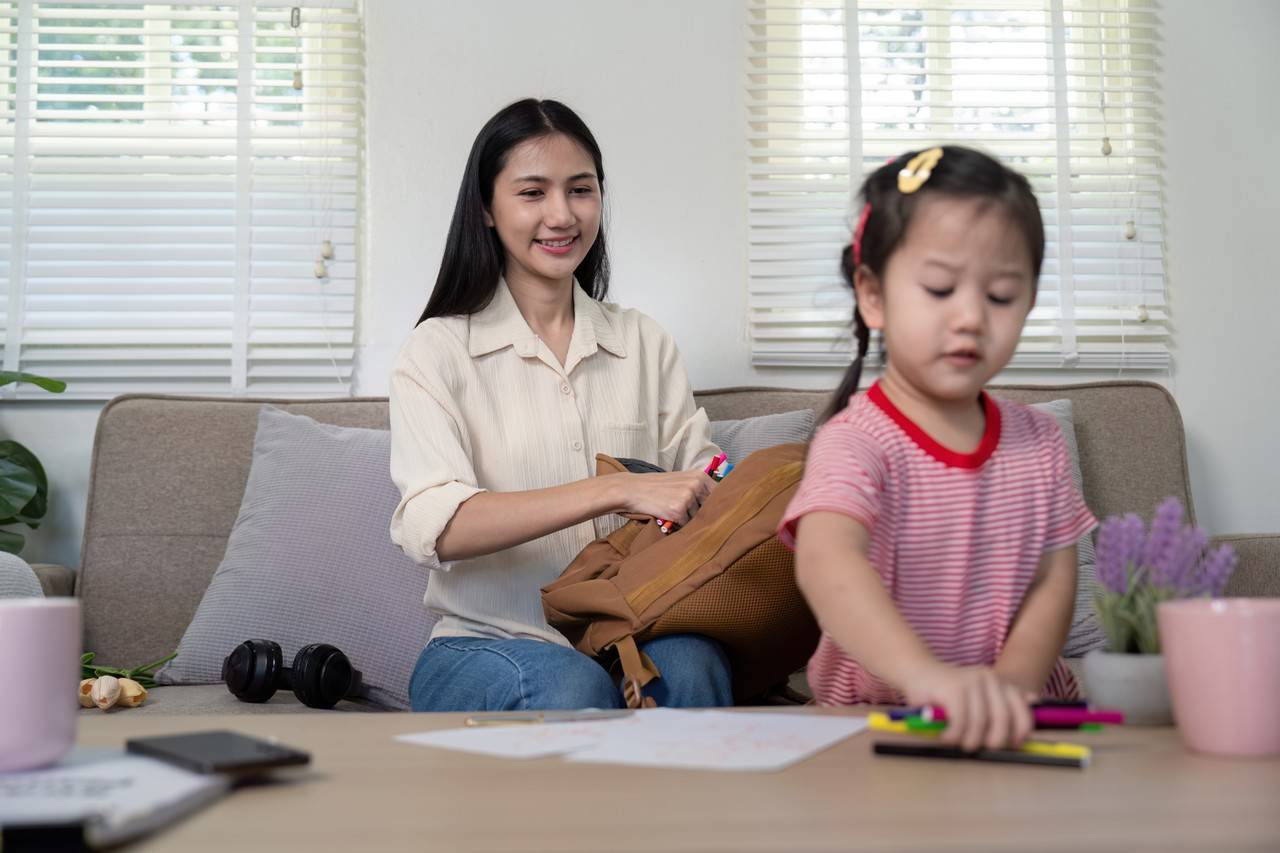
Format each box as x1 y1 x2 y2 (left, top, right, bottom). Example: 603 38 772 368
618 469 715 525
903 663 1037 751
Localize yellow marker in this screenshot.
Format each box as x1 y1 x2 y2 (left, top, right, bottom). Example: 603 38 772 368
1020 741 1092 760
867 712 914 734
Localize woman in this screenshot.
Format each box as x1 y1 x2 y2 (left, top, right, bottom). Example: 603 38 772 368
390 98 732 712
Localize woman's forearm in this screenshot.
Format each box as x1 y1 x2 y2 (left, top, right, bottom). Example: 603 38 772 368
795 512 940 688
435 475 625 562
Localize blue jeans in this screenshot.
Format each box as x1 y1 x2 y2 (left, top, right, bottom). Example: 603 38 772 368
408 634 733 712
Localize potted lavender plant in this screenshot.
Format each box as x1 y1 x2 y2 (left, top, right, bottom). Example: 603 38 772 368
1082 497 1238 724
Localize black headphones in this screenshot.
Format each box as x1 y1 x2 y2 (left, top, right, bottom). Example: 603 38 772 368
222 639 363 710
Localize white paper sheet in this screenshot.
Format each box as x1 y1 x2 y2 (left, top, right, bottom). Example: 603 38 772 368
397 709 867 772
396 720 611 759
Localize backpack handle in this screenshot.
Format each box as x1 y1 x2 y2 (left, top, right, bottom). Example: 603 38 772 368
613 635 659 709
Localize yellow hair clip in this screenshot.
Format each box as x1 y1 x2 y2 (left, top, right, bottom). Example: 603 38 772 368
898 147 944 193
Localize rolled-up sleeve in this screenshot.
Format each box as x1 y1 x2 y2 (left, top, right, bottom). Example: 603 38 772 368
388 334 485 571
653 325 721 473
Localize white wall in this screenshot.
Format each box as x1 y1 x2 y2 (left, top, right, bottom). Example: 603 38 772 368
1162 0 1280 533
358 0 753 392
4 0 1277 570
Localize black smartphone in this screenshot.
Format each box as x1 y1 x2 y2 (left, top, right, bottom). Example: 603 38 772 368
126 730 311 776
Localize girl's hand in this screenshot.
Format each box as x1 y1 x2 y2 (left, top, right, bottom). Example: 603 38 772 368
903 663 1037 751
619 469 715 525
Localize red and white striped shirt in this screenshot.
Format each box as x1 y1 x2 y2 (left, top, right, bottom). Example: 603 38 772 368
780 382 1096 706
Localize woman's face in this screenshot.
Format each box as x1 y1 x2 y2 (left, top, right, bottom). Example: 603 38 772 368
485 132 601 290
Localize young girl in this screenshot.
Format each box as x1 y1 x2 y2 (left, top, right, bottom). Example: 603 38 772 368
389 99 732 712
781 146 1096 751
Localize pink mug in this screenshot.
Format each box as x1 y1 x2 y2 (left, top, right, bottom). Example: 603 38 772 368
1159 597 1280 758
0 598 81 772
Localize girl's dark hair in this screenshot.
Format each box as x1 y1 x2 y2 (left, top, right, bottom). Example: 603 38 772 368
821 145 1045 422
417 99 610 323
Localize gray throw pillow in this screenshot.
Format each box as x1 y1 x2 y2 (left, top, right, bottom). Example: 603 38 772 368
1030 399 1108 658
0 552 43 598
710 409 816 464
158 406 436 709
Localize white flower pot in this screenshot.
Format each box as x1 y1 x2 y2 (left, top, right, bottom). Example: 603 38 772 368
1081 649 1173 726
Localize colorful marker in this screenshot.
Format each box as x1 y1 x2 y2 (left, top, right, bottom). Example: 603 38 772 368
657 452 728 534
867 713 1092 765
873 741 1089 769
889 700 1089 721
922 706 1124 727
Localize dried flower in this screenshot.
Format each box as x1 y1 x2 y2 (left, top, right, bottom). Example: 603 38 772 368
117 678 148 708
1093 496 1238 654
78 678 97 709
91 675 121 711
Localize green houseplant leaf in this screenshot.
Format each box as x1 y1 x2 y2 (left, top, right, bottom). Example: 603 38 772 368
0 371 64 555
0 371 67 393
0 528 25 554
0 452 38 519
0 441 46 519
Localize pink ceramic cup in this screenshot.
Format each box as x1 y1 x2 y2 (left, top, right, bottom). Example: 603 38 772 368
1159 598 1280 758
0 598 81 772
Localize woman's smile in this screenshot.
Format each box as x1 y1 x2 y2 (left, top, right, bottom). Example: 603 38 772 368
535 234 579 254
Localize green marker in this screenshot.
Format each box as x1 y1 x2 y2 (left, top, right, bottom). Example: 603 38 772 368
904 717 948 733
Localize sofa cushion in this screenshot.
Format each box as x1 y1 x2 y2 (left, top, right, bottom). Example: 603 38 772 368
710 409 815 464
1032 399 1108 657
0 552 43 598
157 406 435 709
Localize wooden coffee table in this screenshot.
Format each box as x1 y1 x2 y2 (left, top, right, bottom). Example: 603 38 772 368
75 708 1280 851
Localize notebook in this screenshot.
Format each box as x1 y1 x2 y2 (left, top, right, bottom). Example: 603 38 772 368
0 747 229 849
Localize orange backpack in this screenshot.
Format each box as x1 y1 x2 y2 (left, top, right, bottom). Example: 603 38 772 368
541 443 819 707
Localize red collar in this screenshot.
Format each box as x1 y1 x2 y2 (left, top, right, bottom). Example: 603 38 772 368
867 381 1001 469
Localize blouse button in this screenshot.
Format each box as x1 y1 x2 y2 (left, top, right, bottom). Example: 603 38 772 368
570 440 583 451
560 383 571 395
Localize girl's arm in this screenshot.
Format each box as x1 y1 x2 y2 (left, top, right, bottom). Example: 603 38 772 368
435 469 712 562
794 509 1036 750
794 511 939 684
994 544 1078 695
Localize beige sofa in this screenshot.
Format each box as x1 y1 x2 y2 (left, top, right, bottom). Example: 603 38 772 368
37 381 1280 713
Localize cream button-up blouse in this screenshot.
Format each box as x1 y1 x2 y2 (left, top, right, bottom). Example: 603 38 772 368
390 279 720 645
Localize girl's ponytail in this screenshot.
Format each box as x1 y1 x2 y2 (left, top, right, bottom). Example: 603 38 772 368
820 244 871 423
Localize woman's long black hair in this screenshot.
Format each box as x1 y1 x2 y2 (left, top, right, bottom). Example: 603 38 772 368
820 145 1046 422
417 99 610 324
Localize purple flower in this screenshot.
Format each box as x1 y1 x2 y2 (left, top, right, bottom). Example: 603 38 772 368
1193 544 1239 597
1154 526 1209 594
1093 497 1240 652
1097 496 1239 599
1094 512 1145 594
1141 497 1185 574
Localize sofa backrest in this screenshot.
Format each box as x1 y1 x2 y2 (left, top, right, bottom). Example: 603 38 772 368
78 381 1191 665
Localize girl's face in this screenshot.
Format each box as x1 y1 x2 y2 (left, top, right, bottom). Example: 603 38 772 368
484 132 601 290
855 194 1035 404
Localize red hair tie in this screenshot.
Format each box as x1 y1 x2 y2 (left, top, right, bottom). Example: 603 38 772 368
851 202 871 268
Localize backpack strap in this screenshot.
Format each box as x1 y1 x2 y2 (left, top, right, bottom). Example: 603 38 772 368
613 635 659 709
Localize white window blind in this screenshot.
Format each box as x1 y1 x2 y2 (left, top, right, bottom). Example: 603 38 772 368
0 0 363 399
747 0 1166 371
